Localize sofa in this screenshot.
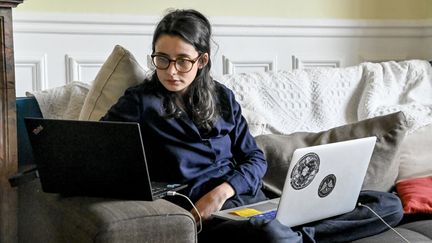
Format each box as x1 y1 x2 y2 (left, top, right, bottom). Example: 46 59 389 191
16 45 432 242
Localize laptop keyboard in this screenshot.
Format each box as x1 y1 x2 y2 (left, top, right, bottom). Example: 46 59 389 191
151 185 167 194
151 182 186 199
251 210 277 220
151 182 171 195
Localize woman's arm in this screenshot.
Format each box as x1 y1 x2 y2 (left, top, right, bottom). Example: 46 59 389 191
192 182 235 221
223 89 268 196
192 87 268 221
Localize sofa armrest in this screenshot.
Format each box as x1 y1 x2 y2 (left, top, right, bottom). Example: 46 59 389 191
17 96 197 242
19 180 197 243
16 96 43 167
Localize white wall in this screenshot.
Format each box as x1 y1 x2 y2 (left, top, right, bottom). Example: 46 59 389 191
13 12 432 96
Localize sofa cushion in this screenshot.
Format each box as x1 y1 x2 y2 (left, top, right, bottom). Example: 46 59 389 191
19 180 197 243
26 81 89 120
396 176 432 214
79 45 147 121
256 111 408 195
397 123 432 181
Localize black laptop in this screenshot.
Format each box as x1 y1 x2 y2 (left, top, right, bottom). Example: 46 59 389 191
24 117 187 200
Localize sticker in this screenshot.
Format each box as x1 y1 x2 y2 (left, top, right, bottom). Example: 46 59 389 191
32 125 44 135
318 174 337 198
290 152 320 190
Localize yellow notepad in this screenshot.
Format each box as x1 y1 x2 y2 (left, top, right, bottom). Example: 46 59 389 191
229 208 262 217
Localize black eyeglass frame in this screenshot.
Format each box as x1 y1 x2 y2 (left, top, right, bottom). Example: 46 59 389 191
150 54 202 73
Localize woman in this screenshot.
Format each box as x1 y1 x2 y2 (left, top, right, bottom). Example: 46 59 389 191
102 9 404 243
101 8 268 222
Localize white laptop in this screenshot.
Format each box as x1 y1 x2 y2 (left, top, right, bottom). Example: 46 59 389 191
212 136 377 227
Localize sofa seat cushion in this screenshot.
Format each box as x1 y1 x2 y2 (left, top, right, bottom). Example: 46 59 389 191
350 220 432 243
19 180 197 243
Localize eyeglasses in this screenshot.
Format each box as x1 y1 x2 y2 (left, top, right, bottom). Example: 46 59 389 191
151 54 202 73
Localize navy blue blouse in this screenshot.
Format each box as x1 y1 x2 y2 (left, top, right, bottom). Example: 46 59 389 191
101 80 267 202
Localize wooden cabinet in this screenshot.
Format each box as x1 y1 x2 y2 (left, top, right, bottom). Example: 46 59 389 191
0 1 23 242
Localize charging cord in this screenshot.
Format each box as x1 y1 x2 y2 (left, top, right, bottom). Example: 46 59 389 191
357 202 410 243
167 191 202 234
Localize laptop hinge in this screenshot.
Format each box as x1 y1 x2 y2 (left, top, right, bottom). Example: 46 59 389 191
8 165 39 188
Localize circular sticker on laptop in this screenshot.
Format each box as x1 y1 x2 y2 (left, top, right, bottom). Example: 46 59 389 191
318 174 337 198
290 152 320 190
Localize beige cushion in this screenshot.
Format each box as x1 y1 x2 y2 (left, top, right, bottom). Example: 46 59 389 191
397 123 432 181
79 45 147 121
255 111 408 195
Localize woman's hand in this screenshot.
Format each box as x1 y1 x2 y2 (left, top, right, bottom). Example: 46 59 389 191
191 182 235 222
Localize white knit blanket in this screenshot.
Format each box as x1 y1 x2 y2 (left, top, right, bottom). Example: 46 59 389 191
26 81 90 120
358 60 432 133
30 60 431 136
220 59 432 136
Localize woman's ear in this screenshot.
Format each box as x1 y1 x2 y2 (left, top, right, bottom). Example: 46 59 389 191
199 53 209 69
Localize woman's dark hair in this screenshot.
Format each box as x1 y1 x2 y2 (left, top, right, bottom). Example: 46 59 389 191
151 9 218 133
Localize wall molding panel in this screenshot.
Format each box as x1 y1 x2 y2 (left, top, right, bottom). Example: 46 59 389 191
358 53 409 63
65 54 106 84
12 12 432 93
292 56 342 69
222 55 277 75
15 54 48 95
13 12 432 38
